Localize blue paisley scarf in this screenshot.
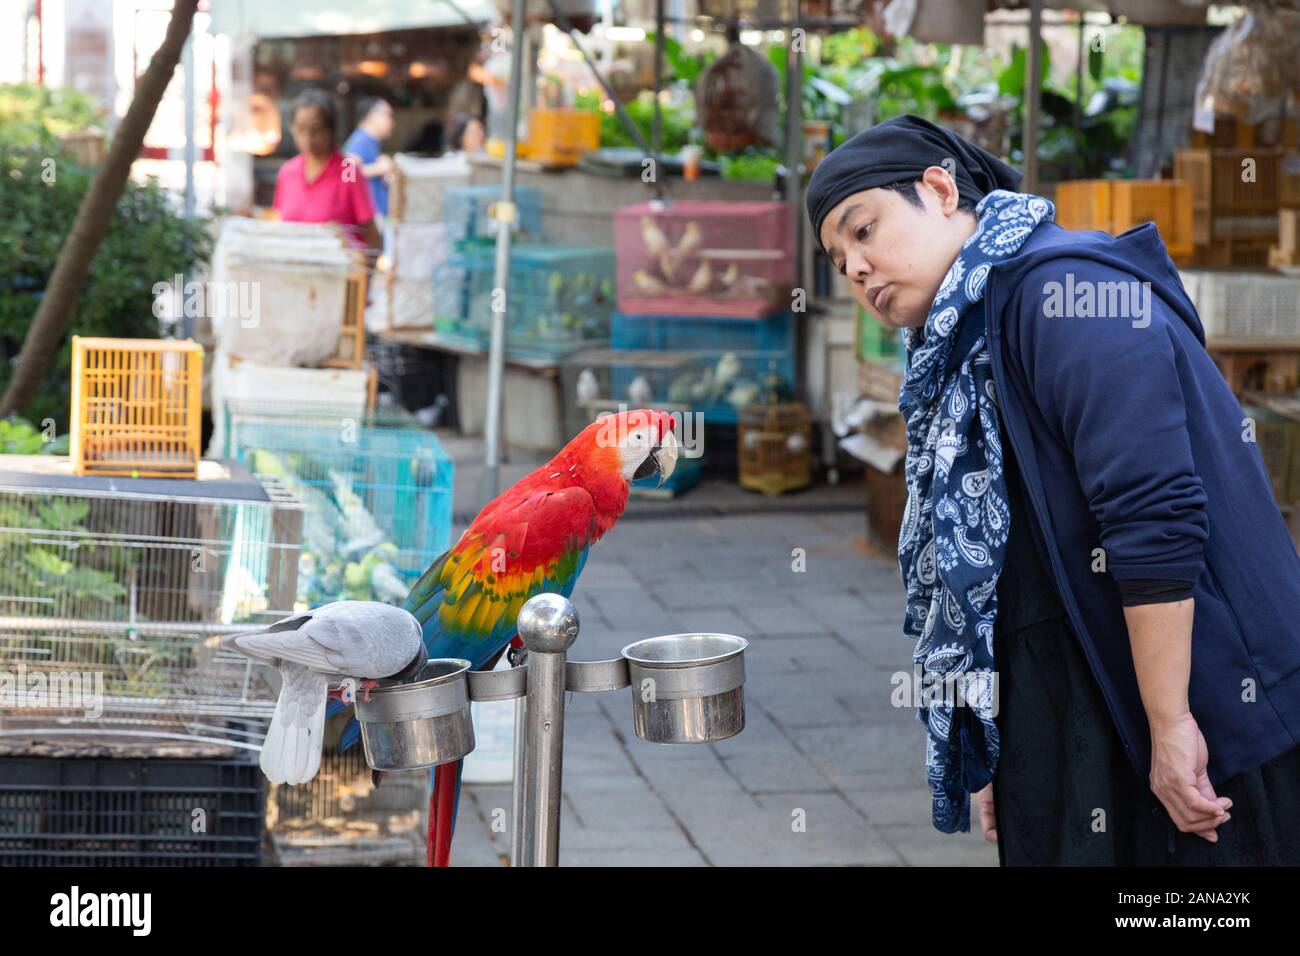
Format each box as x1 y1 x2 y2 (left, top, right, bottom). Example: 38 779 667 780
897 189 1055 833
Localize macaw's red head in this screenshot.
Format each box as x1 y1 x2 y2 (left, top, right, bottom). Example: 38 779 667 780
570 408 679 488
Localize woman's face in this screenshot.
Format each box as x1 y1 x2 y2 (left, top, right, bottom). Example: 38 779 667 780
818 165 977 328
291 106 334 159
462 118 485 153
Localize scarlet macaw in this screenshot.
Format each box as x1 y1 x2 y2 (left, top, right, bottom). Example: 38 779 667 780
335 408 679 866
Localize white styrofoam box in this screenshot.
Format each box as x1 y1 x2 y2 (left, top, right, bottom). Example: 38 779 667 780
1179 269 1300 339
365 275 436 332
211 217 353 367
392 222 453 282
393 152 472 222
456 354 564 451
208 351 372 457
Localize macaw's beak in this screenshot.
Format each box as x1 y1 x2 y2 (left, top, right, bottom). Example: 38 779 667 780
634 429 679 486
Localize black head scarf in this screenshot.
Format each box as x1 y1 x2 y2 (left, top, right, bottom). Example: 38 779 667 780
805 114 1023 251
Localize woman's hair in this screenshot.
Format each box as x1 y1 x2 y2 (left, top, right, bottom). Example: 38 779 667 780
881 178 978 214
291 88 337 143
356 96 390 124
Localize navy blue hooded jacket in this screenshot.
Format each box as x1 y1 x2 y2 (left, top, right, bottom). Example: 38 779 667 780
984 219 1300 786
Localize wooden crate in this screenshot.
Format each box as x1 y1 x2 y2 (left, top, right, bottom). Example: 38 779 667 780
1190 115 1300 150
858 357 904 403
1053 179 1193 264
1189 238 1274 268
1210 348 1300 398
1175 149 1300 250
864 462 907 552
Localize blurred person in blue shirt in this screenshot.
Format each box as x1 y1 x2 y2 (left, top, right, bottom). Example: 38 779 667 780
344 97 395 222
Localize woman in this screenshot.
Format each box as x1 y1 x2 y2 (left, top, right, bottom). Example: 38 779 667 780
445 112 486 156
273 89 381 250
807 115 1300 865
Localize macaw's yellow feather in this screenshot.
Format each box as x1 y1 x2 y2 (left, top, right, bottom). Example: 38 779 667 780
447 590 484 630
470 590 503 633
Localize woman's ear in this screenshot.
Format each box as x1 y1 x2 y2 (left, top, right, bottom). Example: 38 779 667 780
920 164 961 215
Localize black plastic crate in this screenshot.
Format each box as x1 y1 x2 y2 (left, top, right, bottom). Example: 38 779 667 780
0 752 265 867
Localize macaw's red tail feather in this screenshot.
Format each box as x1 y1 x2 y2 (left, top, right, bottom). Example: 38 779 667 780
429 760 461 867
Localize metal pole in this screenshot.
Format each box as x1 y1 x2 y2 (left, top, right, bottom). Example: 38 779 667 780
516 593 579 867
480 0 528 507
183 29 196 220
181 26 197 341
1024 0 1042 193
652 0 664 198
509 693 527 865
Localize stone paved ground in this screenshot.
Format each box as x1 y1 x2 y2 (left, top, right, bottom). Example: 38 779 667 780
435 431 997 866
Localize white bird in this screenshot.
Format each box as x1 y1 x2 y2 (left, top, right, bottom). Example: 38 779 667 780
576 368 601 403
627 374 654 407
686 260 713 294
640 216 670 260
223 601 425 786
714 352 742 392
632 269 668 295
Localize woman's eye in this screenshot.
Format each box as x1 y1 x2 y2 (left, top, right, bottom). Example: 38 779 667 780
856 223 872 242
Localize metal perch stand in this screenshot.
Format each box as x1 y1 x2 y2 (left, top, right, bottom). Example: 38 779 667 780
354 593 749 866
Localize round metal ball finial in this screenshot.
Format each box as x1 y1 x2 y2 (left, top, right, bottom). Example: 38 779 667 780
517 593 580 653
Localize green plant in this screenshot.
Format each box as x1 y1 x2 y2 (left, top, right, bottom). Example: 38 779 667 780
587 89 695 154
0 496 127 619
0 415 68 455
0 137 212 429
719 148 781 181
0 83 104 149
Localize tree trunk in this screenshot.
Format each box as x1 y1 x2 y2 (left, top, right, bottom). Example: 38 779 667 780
0 0 200 418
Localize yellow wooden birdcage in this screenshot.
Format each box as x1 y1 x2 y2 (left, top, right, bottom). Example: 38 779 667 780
70 336 204 479
738 400 812 496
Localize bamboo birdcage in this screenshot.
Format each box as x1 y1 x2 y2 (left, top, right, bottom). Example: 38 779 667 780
70 337 204 479
738 399 812 496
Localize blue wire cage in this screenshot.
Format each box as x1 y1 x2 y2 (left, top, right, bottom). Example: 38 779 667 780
225 405 454 607
441 185 544 246
433 242 616 361
609 310 797 424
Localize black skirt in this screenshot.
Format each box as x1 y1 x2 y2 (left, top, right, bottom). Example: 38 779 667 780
989 443 1300 866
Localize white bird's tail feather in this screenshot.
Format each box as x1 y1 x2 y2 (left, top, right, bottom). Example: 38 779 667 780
260 664 330 786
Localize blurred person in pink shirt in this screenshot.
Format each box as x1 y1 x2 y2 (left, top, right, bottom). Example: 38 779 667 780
273 89 380 250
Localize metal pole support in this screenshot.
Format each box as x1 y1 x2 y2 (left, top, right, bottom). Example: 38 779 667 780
515 593 579 866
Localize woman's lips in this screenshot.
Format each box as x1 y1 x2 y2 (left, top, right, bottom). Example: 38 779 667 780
872 284 891 313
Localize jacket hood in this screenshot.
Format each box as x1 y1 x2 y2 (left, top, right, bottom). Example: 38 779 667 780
984 221 1204 347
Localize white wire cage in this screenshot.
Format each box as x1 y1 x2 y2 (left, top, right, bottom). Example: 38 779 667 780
0 468 303 747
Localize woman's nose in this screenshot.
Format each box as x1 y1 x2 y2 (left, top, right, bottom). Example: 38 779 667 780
844 249 871 283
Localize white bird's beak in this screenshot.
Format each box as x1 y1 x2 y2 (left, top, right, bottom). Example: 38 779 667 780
654 430 679 487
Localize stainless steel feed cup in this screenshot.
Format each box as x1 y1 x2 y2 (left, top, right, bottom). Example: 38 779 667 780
621 634 748 744
355 658 475 771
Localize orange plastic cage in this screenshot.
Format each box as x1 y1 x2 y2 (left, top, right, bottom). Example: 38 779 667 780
70 336 204 479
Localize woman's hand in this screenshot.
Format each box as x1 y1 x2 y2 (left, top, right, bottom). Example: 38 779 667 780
1148 711 1232 842
974 783 997 843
